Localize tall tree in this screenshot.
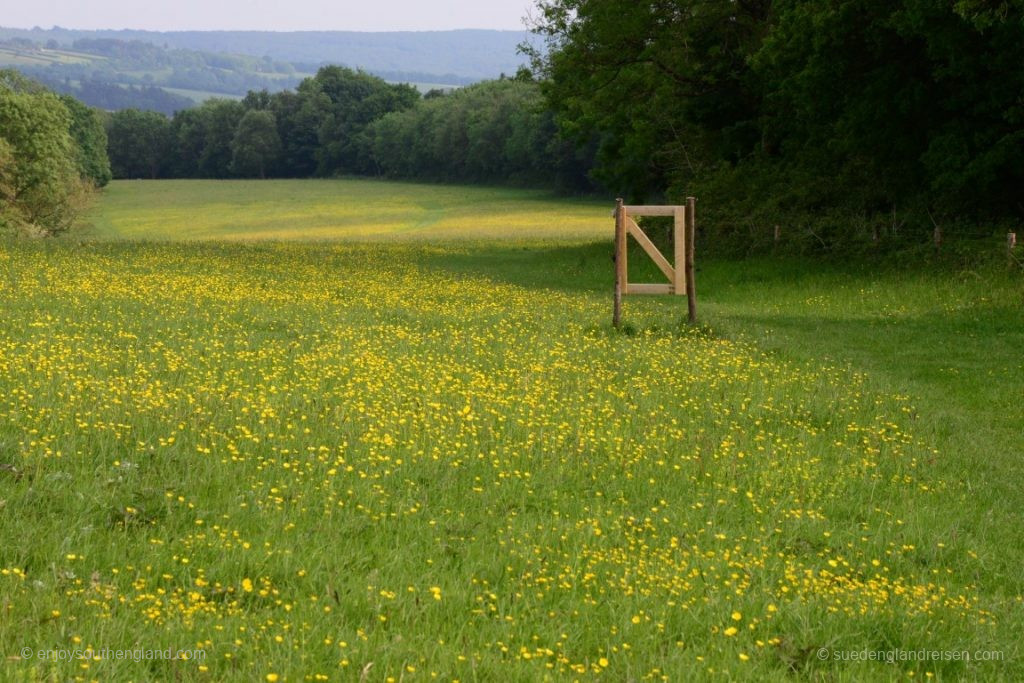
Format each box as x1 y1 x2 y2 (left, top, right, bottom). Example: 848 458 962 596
306 66 420 175
529 0 1024 226
231 109 282 178
270 89 323 177
106 109 172 179
363 79 593 188
168 106 211 177
60 95 113 187
751 0 1024 214
0 70 90 235
196 100 246 178
526 0 771 200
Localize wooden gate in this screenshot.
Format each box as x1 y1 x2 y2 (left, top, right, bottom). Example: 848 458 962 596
613 197 696 327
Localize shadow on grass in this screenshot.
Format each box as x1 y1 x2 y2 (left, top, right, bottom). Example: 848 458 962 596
411 239 897 298
416 240 1023 471
414 241 615 294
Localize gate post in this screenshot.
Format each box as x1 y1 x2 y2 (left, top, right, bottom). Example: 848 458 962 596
686 196 697 323
613 198 625 328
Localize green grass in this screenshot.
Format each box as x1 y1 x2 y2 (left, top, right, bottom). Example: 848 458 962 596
402 82 463 93
162 87 245 103
0 179 1021 681
0 46 100 66
84 179 609 241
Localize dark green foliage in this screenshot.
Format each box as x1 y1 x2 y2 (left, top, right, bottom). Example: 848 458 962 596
269 90 321 177
305 66 420 175
195 100 247 178
752 0 1024 215
102 71 593 189
60 95 112 187
106 109 172 179
231 110 282 179
526 0 770 200
106 67 583 187
0 70 95 235
364 79 594 189
529 1 1024 242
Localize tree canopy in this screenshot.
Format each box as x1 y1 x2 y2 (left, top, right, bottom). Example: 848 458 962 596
0 70 96 235
528 0 1024 238
103 68 592 188
231 109 282 179
106 109 173 180
61 94 113 188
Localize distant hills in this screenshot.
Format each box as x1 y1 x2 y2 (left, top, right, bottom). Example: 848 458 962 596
0 26 530 82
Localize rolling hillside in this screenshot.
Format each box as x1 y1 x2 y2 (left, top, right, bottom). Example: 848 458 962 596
0 26 529 82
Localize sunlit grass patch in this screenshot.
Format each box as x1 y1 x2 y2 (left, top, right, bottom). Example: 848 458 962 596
85 179 608 242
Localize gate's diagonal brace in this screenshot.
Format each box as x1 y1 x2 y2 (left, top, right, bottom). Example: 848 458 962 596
626 217 675 283
613 197 697 328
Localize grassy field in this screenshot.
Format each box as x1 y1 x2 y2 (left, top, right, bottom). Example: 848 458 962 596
85 180 608 242
0 46 100 67
162 87 246 104
1 179 1021 681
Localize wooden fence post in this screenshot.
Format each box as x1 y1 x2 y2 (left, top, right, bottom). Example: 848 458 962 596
1009 232 1018 267
673 206 686 296
613 198 625 328
685 197 697 324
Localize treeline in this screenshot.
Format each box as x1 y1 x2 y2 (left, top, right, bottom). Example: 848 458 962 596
0 70 110 235
528 0 1024 247
106 66 418 179
71 38 297 77
366 77 593 190
105 66 595 190
31 75 195 116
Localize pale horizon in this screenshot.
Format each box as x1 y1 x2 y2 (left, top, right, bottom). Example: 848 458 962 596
2 0 535 33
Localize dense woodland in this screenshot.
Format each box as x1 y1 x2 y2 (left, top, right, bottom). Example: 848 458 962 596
104 68 596 191
527 0 1024 248
4 2 1024 249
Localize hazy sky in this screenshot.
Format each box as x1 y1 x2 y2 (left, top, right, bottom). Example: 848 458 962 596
3 0 536 32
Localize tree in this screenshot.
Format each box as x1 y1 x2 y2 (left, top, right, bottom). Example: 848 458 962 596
197 99 246 178
168 106 210 177
106 109 172 179
753 0 1024 214
231 109 282 178
306 66 420 175
60 94 112 187
0 138 19 230
270 89 323 177
0 70 91 235
362 79 593 188
526 0 770 200
528 0 1024 234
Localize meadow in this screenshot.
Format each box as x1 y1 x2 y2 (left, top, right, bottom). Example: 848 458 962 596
0 179 1021 681
85 179 608 242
